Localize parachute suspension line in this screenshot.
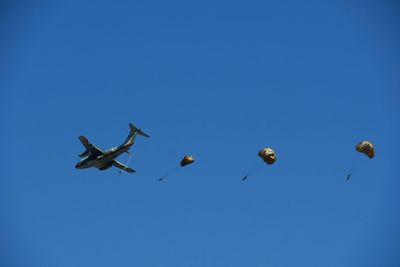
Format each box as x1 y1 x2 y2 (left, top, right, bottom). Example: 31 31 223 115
159 165 180 181
242 164 263 181
125 151 132 166
119 151 132 174
346 153 359 180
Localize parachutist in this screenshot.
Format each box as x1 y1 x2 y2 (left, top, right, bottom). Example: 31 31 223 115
242 148 276 181
346 140 375 180
158 155 195 181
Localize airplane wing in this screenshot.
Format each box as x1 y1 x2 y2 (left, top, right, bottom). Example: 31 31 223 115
78 135 104 156
112 160 136 173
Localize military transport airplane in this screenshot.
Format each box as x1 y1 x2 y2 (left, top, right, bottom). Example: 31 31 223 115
75 123 149 173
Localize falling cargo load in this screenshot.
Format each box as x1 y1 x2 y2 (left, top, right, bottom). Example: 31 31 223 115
346 140 375 180
242 147 276 181
159 155 195 181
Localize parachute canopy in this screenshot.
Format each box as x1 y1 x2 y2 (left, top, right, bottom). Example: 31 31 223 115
258 148 276 165
356 141 375 159
180 155 194 167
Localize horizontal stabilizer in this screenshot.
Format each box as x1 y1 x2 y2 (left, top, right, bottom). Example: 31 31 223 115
129 123 150 138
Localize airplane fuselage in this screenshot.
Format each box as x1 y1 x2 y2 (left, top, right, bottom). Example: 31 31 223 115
75 144 131 170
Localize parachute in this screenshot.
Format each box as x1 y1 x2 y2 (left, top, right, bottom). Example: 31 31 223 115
180 155 195 167
347 140 375 180
356 141 375 159
242 147 276 180
258 148 276 165
159 155 195 181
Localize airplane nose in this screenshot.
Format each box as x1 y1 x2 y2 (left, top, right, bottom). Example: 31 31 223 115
75 162 82 169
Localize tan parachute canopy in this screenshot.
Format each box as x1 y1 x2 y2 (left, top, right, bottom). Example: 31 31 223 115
356 141 375 159
258 148 276 165
180 155 195 167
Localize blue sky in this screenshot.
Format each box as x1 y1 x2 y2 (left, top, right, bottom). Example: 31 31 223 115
1 0 399 266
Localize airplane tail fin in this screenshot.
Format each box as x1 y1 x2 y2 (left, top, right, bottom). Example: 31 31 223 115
128 123 150 138
124 123 150 145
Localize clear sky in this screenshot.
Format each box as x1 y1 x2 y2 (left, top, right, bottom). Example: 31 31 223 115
1 0 399 266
